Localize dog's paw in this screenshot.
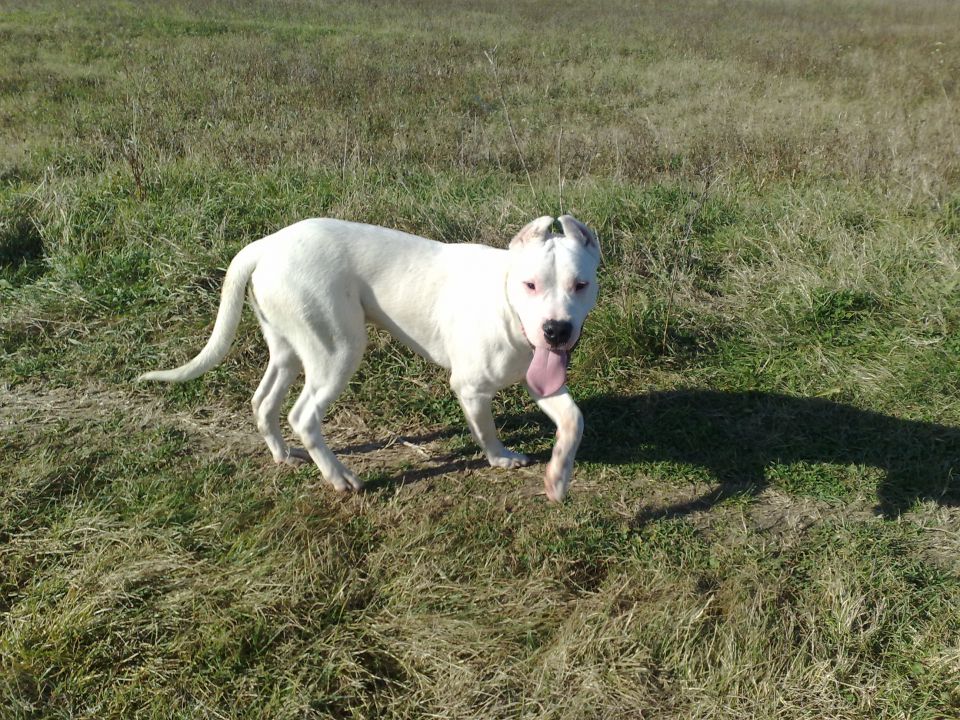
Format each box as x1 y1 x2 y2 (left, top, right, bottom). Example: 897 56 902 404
487 450 531 469
328 467 365 493
282 447 311 466
544 462 570 502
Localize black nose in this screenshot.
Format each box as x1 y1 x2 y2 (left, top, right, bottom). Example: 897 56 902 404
542 320 573 347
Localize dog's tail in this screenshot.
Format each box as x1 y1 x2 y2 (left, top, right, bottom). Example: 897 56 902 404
137 241 263 384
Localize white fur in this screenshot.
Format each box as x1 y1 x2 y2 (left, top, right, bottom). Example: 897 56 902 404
139 216 600 501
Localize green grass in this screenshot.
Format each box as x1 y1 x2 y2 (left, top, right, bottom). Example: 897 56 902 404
3 0 960 717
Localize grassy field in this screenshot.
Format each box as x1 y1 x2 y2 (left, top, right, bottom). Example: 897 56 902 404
3 0 960 717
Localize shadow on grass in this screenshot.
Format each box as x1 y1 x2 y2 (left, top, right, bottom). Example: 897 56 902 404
361 456 492 492
334 428 491 492
576 390 960 519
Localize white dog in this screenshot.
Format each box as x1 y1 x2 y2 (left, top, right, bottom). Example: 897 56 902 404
139 215 600 501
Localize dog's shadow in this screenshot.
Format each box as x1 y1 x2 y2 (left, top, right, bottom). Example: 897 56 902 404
336 427 491 491
334 389 960 516
573 390 960 519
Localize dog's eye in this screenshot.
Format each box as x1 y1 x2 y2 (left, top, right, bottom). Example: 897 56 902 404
524 281 536 291
574 281 589 292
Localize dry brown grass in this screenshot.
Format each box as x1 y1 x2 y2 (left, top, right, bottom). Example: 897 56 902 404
3 1 960 717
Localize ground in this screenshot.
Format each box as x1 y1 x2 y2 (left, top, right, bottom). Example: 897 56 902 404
2 0 960 717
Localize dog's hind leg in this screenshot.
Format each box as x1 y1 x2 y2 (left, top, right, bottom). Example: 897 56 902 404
251 320 307 465
285 312 367 492
288 368 364 491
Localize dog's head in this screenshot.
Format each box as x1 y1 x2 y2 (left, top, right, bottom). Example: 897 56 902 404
505 215 601 397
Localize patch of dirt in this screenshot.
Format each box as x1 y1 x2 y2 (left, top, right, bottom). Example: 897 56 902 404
0 379 536 496
2 381 263 456
729 488 878 539
618 475 896 547
906 504 960 573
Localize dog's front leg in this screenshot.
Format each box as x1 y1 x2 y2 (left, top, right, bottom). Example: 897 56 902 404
453 383 531 469
531 389 584 502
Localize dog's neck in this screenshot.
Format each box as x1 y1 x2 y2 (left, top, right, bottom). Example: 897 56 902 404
503 273 534 353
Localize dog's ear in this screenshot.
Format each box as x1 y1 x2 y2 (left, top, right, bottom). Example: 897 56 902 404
509 216 554 250
559 215 600 258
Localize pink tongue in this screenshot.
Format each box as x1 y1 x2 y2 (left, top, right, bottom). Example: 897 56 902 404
526 347 568 396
